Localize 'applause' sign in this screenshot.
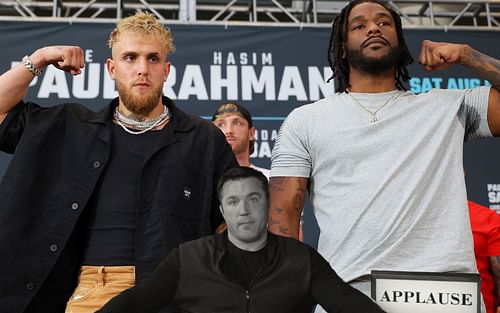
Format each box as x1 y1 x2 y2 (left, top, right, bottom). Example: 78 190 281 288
371 270 480 313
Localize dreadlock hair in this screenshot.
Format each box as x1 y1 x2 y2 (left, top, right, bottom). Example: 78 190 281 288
327 0 414 92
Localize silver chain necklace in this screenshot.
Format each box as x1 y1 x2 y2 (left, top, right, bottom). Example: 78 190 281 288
114 105 171 135
347 91 401 123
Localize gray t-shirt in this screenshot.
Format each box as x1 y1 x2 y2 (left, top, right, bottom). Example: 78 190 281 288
271 87 491 290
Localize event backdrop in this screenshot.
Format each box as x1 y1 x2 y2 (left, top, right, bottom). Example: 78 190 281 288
0 21 498 245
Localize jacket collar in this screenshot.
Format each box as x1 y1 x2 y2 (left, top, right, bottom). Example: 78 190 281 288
215 231 277 254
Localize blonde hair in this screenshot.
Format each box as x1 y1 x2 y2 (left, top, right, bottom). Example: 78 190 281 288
108 11 175 54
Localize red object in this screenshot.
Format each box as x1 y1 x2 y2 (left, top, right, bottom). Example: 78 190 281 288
469 201 500 313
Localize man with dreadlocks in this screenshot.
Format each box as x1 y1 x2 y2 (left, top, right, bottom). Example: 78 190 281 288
269 0 500 309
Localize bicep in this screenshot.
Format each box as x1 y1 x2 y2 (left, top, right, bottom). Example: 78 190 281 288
268 176 308 239
487 87 500 136
0 102 29 153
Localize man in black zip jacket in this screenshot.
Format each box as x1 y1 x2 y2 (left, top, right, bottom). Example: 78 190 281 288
97 166 386 313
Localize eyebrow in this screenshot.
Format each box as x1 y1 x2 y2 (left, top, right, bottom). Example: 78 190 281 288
247 192 262 198
218 116 244 123
121 51 162 58
349 12 393 24
224 192 262 200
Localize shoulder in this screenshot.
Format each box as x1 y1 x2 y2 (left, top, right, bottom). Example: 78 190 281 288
183 233 217 245
411 87 488 100
269 232 308 251
64 103 104 120
178 234 224 261
14 101 100 122
281 96 336 133
170 105 236 169
171 104 226 141
469 201 500 224
290 94 338 115
180 234 220 251
18 101 93 114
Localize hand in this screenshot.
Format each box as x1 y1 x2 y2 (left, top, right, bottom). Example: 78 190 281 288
496 306 500 313
418 40 470 71
31 46 85 75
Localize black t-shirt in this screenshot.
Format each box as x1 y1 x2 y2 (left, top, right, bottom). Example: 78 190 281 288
81 124 162 265
221 235 266 287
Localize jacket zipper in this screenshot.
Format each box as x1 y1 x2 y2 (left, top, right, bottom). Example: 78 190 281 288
245 259 264 313
245 289 250 313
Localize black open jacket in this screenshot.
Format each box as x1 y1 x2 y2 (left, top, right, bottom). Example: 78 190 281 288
0 97 236 313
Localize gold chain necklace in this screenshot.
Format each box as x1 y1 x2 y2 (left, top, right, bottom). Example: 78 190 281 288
347 91 401 123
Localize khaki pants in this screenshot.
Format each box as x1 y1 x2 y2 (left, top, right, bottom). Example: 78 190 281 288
65 266 135 313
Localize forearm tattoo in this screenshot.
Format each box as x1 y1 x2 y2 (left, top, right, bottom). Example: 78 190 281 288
270 177 286 193
268 177 307 237
469 50 500 89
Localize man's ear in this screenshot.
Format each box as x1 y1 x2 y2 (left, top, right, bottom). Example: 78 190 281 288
164 62 171 82
249 127 256 141
106 58 115 80
219 204 225 218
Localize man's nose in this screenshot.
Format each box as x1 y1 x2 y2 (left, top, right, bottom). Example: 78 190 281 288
137 58 149 75
367 22 382 35
223 124 234 134
239 201 251 215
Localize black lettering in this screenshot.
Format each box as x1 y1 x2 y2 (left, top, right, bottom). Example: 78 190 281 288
450 293 460 305
462 293 473 306
380 291 390 302
438 292 449 305
426 293 437 304
404 291 415 303
393 290 403 302
382 291 473 306
416 291 425 304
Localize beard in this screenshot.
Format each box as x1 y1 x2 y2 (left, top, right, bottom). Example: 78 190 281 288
229 138 249 156
116 79 163 116
346 44 402 75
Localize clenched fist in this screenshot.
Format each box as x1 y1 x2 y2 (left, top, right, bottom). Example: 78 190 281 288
30 46 85 75
418 40 471 71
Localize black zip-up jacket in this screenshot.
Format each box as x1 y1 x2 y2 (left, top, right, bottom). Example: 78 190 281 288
0 97 237 313
98 232 387 313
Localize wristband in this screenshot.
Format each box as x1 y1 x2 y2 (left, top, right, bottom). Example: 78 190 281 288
22 55 43 76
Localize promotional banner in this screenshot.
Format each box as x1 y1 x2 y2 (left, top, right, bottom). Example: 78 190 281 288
0 21 498 245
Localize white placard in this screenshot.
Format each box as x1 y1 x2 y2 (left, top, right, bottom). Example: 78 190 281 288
371 271 480 313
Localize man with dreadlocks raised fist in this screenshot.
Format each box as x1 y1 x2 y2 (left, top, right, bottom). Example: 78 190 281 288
269 0 500 308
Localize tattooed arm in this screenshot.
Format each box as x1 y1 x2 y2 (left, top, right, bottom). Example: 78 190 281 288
489 256 500 312
268 176 308 239
462 48 500 136
418 40 500 135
